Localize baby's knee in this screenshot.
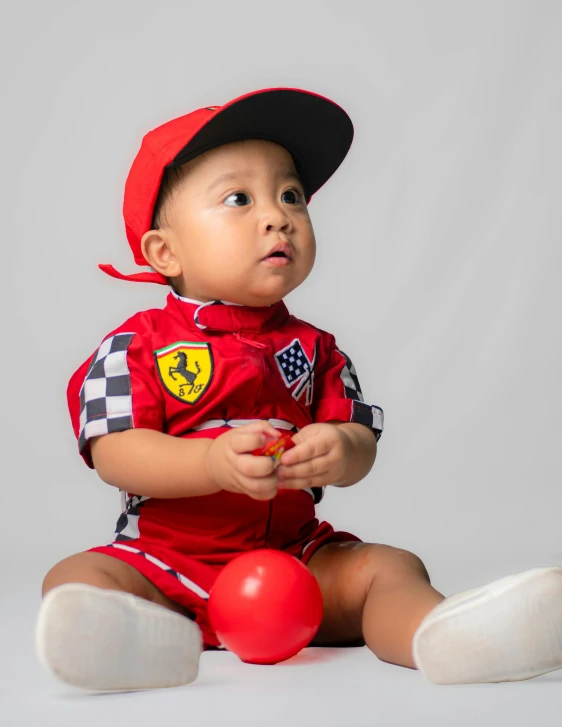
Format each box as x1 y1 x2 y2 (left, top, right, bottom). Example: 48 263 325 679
41 552 125 597
360 544 430 584
42 553 88 595
376 545 429 580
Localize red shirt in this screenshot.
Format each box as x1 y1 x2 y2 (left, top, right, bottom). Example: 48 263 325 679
67 291 384 562
67 291 383 559
68 291 383 478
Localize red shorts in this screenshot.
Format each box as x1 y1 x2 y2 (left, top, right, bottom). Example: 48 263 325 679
88 488 360 648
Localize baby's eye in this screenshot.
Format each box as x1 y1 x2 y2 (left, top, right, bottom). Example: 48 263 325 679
224 192 251 207
281 189 302 205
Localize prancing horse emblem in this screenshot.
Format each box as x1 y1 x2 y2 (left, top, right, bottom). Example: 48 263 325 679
154 341 213 404
169 351 201 386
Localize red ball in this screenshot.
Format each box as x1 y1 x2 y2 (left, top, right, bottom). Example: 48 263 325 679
208 549 323 665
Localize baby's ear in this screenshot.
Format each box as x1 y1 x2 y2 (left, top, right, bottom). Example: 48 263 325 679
140 229 181 277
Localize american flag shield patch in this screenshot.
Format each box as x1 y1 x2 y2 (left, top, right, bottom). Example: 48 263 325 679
274 338 316 405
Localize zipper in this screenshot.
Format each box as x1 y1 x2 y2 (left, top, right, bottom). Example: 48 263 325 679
263 500 273 548
233 332 267 349
234 329 272 546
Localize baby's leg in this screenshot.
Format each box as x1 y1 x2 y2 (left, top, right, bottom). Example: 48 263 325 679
308 542 562 684
42 551 192 615
38 552 202 691
307 542 443 668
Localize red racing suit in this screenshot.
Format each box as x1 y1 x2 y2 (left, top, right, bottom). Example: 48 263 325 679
67 290 384 646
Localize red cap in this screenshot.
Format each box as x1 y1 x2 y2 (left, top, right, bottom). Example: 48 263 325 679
100 87 354 285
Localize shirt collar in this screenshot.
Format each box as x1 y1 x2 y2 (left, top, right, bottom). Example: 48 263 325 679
167 289 290 333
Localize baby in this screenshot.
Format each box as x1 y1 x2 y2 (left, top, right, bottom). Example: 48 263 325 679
37 87 562 691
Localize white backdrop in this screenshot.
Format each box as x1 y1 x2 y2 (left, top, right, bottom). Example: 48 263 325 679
3 0 562 605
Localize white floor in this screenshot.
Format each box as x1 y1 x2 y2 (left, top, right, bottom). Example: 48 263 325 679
3 570 562 727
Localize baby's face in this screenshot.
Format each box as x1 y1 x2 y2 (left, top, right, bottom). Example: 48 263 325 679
143 139 316 306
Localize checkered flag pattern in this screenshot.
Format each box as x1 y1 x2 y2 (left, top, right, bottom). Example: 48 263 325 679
115 494 150 542
189 417 298 433
275 339 312 386
351 400 384 439
78 333 135 455
106 542 210 600
338 349 384 440
339 349 365 401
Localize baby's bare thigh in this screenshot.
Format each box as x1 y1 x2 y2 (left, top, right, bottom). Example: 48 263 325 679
42 551 192 618
306 541 429 646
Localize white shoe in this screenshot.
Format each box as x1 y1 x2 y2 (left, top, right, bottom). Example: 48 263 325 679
36 583 203 691
412 566 562 684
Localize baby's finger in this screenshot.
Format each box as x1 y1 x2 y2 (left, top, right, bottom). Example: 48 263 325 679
230 429 278 454
238 474 279 501
240 420 281 440
279 438 330 466
237 452 277 478
277 455 330 482
278 471 331 490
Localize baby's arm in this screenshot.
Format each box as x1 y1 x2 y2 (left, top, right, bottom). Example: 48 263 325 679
71 322 285 501
277 329 381 491
91 420 282 500
331 421 378 487
91 429 217 497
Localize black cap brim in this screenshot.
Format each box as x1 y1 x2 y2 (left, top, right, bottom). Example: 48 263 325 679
167 88 354 201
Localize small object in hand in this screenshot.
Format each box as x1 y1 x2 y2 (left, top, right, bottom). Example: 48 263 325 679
208 549 323 665
252 432 295 468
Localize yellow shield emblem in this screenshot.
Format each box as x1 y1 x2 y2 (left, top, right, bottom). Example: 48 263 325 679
154 341 213 404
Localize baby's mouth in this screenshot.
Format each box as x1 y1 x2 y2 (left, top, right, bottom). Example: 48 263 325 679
261 250 293 267
262 241 293 261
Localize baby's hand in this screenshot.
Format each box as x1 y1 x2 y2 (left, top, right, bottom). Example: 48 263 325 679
276 422 351 489
206 421 281 501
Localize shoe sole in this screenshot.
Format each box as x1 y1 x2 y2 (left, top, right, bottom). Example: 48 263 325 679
413 566 562 684
36 583 202 691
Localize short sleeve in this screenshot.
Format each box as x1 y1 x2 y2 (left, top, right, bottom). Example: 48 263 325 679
67 327 165 469
311 333 384 440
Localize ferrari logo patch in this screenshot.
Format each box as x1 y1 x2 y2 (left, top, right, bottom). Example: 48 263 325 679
154 341 213 404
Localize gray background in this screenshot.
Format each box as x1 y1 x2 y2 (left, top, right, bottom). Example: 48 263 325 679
2 0 562 724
